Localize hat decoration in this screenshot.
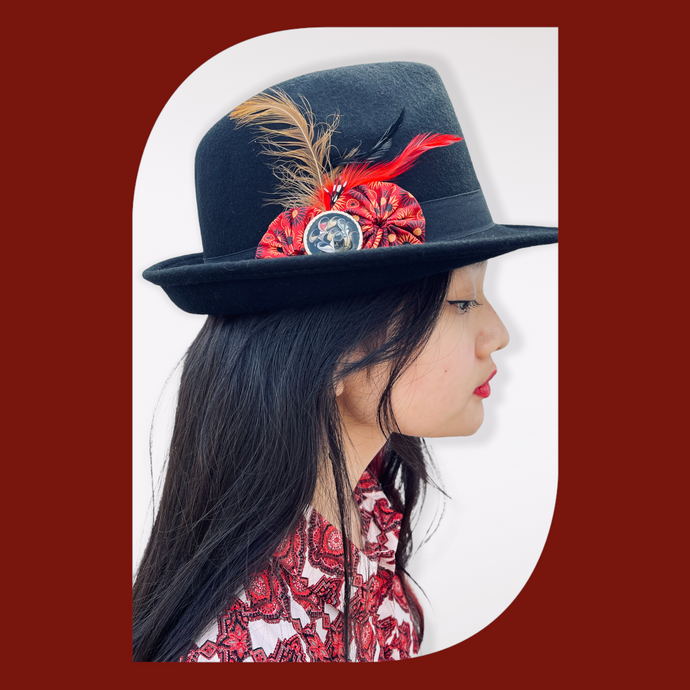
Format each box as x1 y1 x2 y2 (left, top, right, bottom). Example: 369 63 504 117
229 89 462 260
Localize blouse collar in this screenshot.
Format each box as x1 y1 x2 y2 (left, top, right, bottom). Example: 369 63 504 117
273 467 403 611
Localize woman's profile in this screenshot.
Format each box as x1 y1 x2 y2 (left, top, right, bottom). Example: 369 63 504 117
134 59 557 662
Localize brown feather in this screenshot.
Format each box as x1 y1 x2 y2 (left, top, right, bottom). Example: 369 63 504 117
229 89 339 209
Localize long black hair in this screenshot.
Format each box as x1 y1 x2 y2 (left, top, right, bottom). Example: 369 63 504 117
133 269 454 662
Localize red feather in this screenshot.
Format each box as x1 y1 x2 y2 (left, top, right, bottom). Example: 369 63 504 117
334 133 462 193
315 186 331 210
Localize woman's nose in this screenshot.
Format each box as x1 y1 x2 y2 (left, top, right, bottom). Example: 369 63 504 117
478 302 510 356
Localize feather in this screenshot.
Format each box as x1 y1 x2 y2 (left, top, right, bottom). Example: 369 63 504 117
330 108 406 170
229 88 339 209
333 133 462 193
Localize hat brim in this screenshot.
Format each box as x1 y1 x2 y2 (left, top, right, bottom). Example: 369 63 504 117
143 223 557 315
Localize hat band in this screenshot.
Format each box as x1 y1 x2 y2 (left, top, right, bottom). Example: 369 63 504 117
202 189 493 264
420 189 494 242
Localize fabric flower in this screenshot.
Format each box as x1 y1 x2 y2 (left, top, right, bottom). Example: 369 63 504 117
255 206 320 259
332 181 425 248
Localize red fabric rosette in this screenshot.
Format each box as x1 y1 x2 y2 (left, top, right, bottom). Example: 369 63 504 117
255 206 321 259
332 181 425 248
255 182 425 259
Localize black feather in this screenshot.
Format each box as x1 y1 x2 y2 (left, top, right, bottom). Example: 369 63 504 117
331 108 406 168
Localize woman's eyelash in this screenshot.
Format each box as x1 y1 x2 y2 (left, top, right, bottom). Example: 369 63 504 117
448 299 483 315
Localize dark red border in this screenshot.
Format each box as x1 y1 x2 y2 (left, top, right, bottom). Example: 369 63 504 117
9 4 684 688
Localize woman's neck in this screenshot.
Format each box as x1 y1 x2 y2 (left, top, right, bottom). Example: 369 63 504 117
311 406 388 551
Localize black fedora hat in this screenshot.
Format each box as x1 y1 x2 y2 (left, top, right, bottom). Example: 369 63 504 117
142 61 557 315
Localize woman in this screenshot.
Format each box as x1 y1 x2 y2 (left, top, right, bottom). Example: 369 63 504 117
134 61 557 662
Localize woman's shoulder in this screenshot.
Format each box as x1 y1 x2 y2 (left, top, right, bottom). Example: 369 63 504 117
181 559 307 662
181 556 343 662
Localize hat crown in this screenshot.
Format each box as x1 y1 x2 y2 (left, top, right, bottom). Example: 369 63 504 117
194 62 482 262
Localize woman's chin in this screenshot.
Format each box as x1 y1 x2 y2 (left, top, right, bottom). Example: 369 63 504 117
456 404 485 436
421 405 485 438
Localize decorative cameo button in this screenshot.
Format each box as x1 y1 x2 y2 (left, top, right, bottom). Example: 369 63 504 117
303 211 363 255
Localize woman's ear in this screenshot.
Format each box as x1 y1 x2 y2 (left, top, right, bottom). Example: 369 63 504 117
334 352 357 398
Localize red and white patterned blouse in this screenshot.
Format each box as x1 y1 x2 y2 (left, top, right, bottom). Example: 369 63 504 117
182 467 420 662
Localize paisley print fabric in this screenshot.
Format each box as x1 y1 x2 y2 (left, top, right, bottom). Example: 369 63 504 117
254 181 425 259
182 468 420 662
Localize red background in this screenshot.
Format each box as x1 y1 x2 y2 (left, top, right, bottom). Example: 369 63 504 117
5 3 685 688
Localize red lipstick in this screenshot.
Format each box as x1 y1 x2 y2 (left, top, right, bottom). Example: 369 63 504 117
473 370 497 399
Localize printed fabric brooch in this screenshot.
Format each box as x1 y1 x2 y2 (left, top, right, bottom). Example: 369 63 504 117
229 89 462 259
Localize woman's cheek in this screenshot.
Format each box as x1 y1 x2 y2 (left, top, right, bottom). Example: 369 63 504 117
440 339 476 387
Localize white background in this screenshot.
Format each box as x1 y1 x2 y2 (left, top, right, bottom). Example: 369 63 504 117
133 27 558 657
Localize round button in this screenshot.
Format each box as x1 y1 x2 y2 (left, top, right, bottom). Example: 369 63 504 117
303 211 363 255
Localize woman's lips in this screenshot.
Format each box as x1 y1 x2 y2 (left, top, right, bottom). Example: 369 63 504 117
473 370 497 399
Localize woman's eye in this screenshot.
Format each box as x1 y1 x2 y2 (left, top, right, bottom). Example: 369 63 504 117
449 299 482 315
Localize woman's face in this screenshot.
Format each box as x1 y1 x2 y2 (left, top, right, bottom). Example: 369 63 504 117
338 262 510 444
